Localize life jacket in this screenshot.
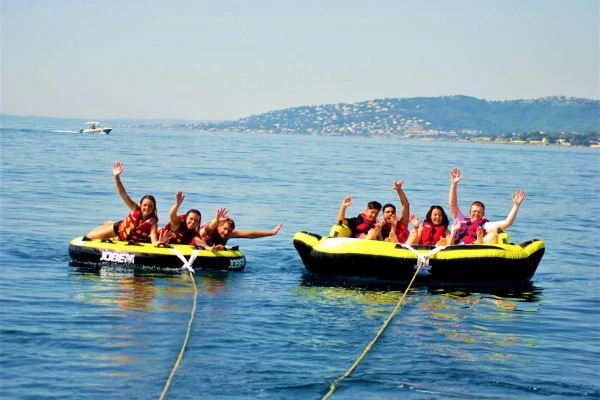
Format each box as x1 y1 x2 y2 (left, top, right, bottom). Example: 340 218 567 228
158 214 197 245
420 221 447 245
198 222 228 246
382 221 410 244
118 207 158 242
353 213 376 238
454 218 489 244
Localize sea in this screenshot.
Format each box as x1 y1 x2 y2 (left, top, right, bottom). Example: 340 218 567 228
1 115 599 399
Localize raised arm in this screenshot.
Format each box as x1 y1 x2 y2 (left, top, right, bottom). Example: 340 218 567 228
199 207 228 238
168 190 186 230
231 222 283 239
495 189 526 231
393 180 410 226
113 161 137 212
448 167 463 220
337 197 352 226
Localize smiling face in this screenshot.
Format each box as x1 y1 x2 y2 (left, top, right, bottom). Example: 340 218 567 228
364 208 380 222
185 212 201 230
469 204 485 222
217 221 234 241
140 198 156 219
430 208 444 226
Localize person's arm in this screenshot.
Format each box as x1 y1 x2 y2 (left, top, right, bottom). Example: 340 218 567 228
230 222 283 239
113 161 137 212
149 223 168 245
404 214 420 245
393 180 410 226
386 214 399 243
448 167 463 220
192 236 224 252
337 197 352 225
448 218 462 245
200 207 228 238
493 189 526 231
168 190 186 231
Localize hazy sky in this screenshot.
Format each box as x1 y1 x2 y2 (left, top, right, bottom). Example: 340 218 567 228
2 0 598 121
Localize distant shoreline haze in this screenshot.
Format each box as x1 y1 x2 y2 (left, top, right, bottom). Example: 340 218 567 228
3 95 599 146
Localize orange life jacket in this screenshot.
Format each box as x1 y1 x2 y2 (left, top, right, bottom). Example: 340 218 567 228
118 208 158 242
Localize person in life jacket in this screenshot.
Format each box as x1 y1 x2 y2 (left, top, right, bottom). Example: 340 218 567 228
381 180 411 243
405 205 451 246
85 161 164 244
157 190 202 245
448 167 526 244
336 197 382 240
194 207 284 251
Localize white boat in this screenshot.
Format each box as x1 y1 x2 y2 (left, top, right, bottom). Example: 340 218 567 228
80 121 112 134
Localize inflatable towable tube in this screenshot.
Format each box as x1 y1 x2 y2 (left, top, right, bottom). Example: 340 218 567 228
69 236 246 271
294 226 544 284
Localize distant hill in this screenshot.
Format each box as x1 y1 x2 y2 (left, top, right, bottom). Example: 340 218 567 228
153 95 599 138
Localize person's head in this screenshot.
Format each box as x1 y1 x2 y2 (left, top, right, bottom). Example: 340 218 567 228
381 203 396 223
364 201 382 222
184 209 201 230
425 205 449 228
469 201 486 221
216 217 236 240
139 195 157 219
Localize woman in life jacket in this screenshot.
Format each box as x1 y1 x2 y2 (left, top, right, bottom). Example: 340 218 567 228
405 205 451 246
84 161 164 245
194 207 284 251
157 190 202 245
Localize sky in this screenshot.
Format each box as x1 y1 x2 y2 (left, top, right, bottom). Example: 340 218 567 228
1 0 598 121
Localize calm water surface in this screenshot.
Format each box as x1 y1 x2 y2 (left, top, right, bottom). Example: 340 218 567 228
1 116 599 399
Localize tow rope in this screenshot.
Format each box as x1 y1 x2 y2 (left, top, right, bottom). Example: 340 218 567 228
159 248 201 399
322 244 445 399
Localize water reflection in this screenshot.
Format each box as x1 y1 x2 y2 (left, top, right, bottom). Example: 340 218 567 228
299 272 544 362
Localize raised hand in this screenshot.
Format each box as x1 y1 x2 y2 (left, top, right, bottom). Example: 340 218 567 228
271 222 283 235
409 213 420 228
393 180 405 191
450 167 463 184
175 190 186 205
342 197 352 208
113 161 123 177
512 189 526 206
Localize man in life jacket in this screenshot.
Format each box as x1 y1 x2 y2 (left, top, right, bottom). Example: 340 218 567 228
336 197 382 239
448 167 526 244
195 207 283 250
380 180 411 243
157 190 202 245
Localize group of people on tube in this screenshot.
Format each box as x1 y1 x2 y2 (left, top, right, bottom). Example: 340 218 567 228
83 161 283 250
336 167 526 246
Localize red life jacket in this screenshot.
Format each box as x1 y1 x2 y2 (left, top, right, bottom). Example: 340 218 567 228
158 214 197 245
198 222 228 246
382 221 410 244
353 213 376 238
454 218 488 244
420 221 447 245
118 207 158 242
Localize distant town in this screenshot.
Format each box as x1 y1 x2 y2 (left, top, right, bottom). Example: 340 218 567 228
129 95 600 147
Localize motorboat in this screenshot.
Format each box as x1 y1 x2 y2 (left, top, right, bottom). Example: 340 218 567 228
80 121 112 134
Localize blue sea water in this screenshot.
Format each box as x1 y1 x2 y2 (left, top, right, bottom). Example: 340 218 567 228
1 115 599 399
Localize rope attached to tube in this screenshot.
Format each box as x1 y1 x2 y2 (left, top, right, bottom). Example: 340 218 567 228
322 244 445 399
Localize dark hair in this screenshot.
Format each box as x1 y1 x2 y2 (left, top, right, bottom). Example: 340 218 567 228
367 201 382 211
382 203 396 213
471 201 485 211
425 205 449 228
185 209 201 219
139 195 157 217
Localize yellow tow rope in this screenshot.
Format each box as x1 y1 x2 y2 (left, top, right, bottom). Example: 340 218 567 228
159 271 198 400
322 262 424 400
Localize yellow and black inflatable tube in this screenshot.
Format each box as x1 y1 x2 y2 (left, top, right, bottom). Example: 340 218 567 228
69 236 246 271
293 230 544 283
